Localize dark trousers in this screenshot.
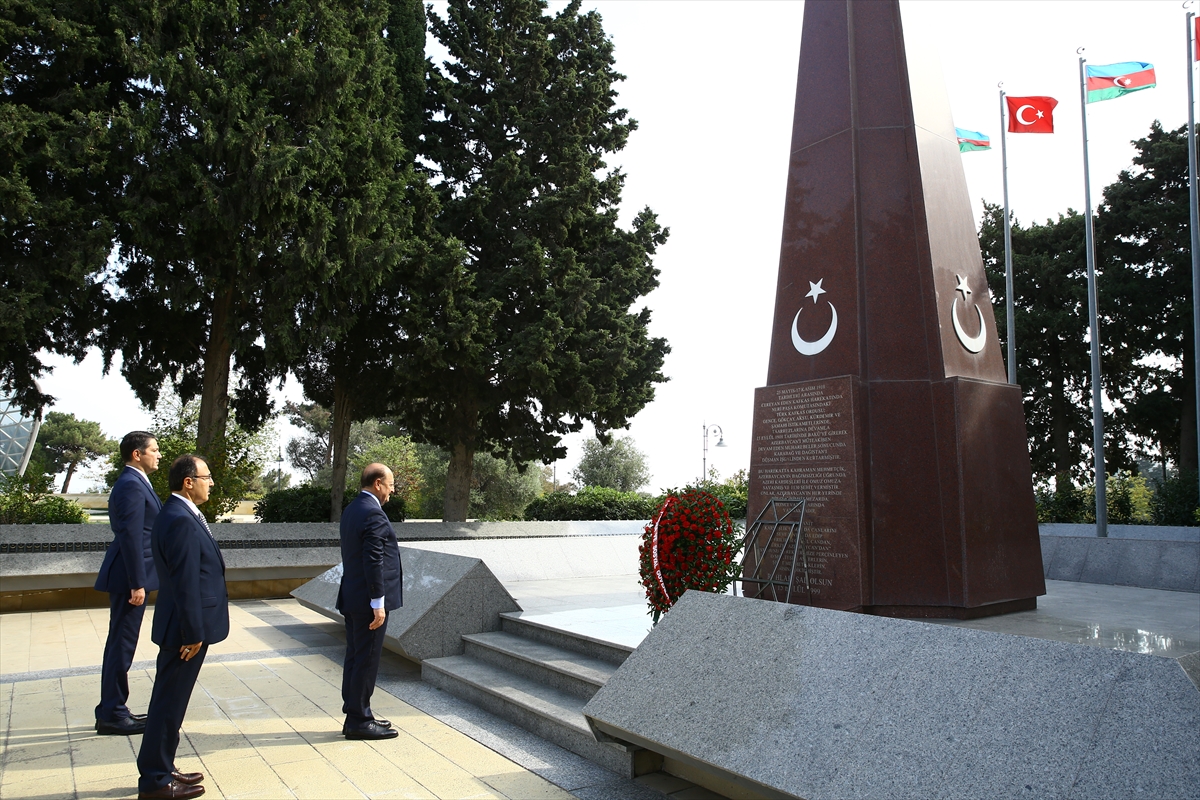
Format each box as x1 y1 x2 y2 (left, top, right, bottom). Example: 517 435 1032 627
341 611 385 728
95 591 146 722
137 642 208 793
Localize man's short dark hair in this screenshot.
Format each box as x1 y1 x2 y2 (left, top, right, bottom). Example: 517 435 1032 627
360 463 388 488
121 431 156 463
168 455 205 491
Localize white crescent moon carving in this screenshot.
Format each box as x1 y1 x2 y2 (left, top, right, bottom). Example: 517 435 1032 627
792 302 838 356
1015 104 1037 125
951 297 986 353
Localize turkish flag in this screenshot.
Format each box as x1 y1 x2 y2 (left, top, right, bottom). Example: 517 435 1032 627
1006 96 1058 133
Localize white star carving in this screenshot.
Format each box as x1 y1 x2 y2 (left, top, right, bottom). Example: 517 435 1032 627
955 274 972 300
805 279 826 304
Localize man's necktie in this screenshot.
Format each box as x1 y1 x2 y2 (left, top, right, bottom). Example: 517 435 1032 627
196 512 215 540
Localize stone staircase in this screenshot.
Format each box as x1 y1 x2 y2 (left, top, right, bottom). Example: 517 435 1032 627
421 612 659 777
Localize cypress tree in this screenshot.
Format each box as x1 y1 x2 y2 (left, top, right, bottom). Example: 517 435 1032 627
416 0 669 521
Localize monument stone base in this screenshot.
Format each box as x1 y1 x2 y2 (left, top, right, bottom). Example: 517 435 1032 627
748 374 1044 617
584 591 1200 800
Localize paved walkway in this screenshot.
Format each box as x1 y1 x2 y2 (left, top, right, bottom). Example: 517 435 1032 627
0 600 625 800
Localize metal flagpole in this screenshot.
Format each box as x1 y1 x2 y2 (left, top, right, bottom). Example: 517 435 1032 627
1000 84 1016 384
1186 9 1200 505
1078 51 1107 537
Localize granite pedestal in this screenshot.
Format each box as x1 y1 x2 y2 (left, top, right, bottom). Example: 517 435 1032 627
583 591 1200 800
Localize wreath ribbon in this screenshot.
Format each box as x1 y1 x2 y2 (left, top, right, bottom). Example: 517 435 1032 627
650 495 676 605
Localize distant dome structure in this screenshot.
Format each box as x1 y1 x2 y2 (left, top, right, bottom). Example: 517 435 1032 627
0 390 41 477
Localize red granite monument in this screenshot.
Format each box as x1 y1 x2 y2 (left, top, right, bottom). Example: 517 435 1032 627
746 0 1045 618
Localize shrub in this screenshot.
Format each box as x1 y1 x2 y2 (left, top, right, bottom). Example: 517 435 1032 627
523 486 657 520
255 485 404 523
1150 469 1199 526
639 489 742 624
0 473 88 524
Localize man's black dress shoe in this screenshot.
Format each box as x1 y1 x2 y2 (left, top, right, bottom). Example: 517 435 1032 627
137 779 205 799
171 771 204 785
96 716 147 735
372 717 391 728
344 720 399 740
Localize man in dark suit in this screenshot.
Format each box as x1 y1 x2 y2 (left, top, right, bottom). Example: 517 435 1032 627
337 463 403 740
136 455 228 800
94 431 162 735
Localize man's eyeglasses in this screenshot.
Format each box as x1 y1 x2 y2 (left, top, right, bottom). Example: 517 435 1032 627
190 474 215 483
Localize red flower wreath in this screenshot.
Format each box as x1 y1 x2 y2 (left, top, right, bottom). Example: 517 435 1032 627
639 489 743 623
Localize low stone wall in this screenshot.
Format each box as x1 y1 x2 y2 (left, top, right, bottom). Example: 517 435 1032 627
1039 523 1199 542
1040 535 1199 593
0 521 648 611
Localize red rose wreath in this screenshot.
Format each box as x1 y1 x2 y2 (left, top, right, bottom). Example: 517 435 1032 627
639 489 743 623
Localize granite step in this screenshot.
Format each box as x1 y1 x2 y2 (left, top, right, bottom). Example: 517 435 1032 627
421 653 650 777
499 611 636 666
462 630 618 700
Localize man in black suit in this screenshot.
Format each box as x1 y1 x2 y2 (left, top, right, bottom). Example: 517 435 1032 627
337 463 403 740
94 432 162 735
136 455 228 800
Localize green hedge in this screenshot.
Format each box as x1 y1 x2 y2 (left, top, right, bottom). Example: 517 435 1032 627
523 487 656 521
0 473 89 524
255 485 405 523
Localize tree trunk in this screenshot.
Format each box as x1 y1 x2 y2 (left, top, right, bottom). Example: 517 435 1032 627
60 461 78 493
329 373 355 522
1180 338 1198 472
443 441 475 522
197 287 234 453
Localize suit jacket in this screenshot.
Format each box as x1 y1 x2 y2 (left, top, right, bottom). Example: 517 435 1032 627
336 491 403 614
150 495 229 647
95 467 162 593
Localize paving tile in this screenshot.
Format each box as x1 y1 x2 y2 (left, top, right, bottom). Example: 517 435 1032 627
0 773 77 800
72 777 139 799
204 753 291 799
273 758 367 800
475 769 576 800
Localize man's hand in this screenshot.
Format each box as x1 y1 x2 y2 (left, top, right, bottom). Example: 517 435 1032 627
129 588 145 606
369 607 386 630
180 641 203 661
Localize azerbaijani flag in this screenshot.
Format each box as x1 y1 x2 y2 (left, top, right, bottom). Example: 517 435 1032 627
955 128 990 152
1085 62 1156 103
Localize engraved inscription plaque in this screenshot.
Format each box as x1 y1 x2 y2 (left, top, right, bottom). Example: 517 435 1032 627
748 376 867 611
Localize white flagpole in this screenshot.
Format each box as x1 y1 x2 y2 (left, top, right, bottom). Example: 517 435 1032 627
1000 85 1016 384
1186 10 1200 503
1078 52 1107 537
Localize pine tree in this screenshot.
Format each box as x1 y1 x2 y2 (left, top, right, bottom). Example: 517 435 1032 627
1 0 138 411
415 0 669 520
99 0 426 458
1098 122 1197 472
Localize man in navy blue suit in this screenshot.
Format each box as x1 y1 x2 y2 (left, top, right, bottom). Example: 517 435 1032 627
337 463 403 740
136 455 228 800
94 431 162 735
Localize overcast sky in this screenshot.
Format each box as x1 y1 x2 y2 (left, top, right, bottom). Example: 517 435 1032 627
35 0 1195 494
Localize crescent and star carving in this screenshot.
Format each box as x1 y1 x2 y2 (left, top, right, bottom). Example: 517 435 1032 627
791 279 837 356
789 274 985 356
951 274 986 353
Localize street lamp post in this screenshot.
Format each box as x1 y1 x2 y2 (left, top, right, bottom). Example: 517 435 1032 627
275 447 283 492
702 423 726 483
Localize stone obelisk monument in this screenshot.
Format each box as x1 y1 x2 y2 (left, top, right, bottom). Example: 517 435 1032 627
747 0 1045 618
